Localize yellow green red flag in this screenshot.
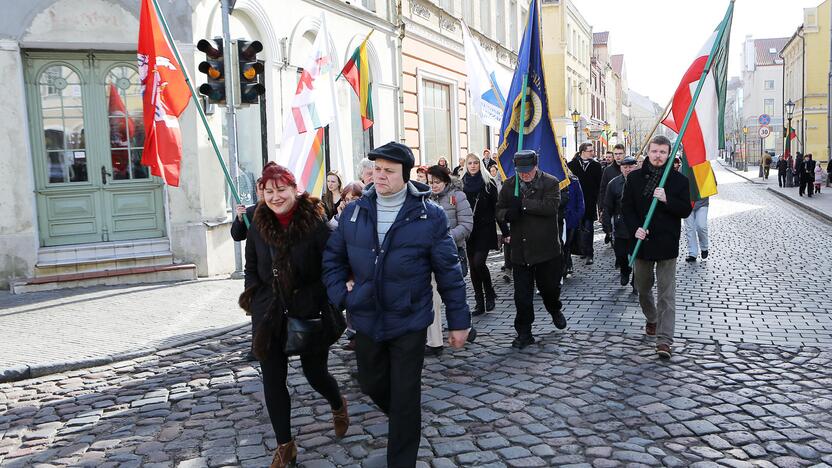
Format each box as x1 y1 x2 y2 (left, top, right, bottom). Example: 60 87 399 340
340 31 374 130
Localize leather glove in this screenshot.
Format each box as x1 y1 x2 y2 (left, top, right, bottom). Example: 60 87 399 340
505 196 523 222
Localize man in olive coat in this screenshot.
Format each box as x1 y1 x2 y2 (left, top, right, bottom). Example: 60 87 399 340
496 150 566 349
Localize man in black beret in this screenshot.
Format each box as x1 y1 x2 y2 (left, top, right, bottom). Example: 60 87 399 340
496 150 566 349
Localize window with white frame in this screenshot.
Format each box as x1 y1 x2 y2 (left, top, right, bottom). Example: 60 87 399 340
763 98 775 116
496 0 506 44
463 0 475 26
422 80 453 165
480 0 492 36
510 0 518 51
764 80 775 90
361 0 375 11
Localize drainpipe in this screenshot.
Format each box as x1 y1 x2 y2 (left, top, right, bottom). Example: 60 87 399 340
801 28 806 151
394 0 405 143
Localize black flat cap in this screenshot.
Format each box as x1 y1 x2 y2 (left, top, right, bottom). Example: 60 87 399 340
368 142 415 173
514 150 538 173
620 156 638 166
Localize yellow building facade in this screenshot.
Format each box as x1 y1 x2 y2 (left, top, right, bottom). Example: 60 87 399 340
782 0 830 164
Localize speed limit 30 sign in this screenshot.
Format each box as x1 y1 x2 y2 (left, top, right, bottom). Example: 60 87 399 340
758 126 771 139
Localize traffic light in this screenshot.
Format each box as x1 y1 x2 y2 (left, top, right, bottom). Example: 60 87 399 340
237 40 265 105
197 37 226 105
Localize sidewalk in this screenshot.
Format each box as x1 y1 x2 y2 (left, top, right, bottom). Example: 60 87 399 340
719 160 832 223
0 278 249 383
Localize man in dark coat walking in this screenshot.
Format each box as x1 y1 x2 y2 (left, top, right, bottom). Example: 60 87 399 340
622 136 691 359
602 155 638 288
802 154 816 197
567 143 603 264
599 143 626 246
323 142 470 467
496 150 566 349
777 155 789 187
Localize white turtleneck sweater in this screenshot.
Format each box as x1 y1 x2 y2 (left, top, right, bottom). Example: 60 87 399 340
376 185 408 246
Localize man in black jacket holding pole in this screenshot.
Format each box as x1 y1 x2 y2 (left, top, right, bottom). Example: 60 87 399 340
496 150 567 349
622 136 691 359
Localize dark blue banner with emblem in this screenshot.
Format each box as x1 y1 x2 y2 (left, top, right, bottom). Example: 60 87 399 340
496 0 569 190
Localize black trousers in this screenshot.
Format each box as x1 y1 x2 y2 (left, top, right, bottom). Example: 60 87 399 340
260 344 342 444
778 172 786 187
579 219 595 258
800 178 814 196
512 256 563 336
612 237 634 276
355 329 427 468
563 228 578 273
467 248 494 303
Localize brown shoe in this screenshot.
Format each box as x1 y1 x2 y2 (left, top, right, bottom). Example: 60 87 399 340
645 322 657 336
270 440 297 468
333 396 349 438
656 344 672 359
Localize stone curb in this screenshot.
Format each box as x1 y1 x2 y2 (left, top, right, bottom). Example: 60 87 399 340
0 323 249 384
719 161 832 225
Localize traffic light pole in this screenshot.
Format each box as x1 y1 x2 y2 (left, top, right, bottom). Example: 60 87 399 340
221 0 244 278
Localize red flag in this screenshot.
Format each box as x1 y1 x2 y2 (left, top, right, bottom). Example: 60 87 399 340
138 0 190 186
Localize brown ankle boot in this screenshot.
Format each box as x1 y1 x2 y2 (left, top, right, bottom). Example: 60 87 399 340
270 440 297 468
333 396 350 438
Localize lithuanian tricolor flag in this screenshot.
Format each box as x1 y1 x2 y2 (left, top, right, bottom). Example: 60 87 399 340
340 31 374 130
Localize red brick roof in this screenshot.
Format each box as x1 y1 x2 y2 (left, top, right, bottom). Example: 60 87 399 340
610 54 624 75
593 31 609 45
754 37 789 65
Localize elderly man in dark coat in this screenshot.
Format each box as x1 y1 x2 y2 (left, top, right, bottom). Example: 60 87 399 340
567 143 603 265
496 150 566 349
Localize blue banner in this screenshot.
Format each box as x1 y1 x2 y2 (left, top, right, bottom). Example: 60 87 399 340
496 0 569 190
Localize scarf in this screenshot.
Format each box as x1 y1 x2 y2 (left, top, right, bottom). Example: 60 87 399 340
641 160 666 198
462 172 485 205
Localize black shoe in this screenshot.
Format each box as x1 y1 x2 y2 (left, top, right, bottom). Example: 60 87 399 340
511 334 535 349
585 257 594 265
502 273 511 283
245 351 257 362
472 303 485 316
701 250 708 259
424 345 443 357
614 258 620 268
620 270 630 286
485 292 496 312
685 256 696 262
565 268 574 279
467 327 477 343
551 310 567 329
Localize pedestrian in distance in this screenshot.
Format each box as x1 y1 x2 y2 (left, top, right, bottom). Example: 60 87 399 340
796 153 806 196
827 159 832 187
415 165 428 184
814 160 825 194
437 156 449 169
322 142 470 467
496 150 567 349
599 144 626 248
482 148 498 170
763 152 773 180
237 164 349 468
684 195 711 262
357 157 375 186
462 152 500 316
802 154 817 197
777 154 789 187
425 164 475 357
567 143 603 265
622 135 692 359
601 156 638 288
489 164 503 193
321 170 343 220
452 156 466 178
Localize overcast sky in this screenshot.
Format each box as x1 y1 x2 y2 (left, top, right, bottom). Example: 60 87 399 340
572 0 822 105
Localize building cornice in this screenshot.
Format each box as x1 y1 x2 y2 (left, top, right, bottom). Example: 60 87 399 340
302 0 396 33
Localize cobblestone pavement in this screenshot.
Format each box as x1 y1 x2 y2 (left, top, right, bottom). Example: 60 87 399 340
474 163 832 347
2 163 832 466
1 328 831 467
0 279 248 380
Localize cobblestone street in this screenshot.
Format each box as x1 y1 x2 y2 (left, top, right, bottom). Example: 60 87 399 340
1 164 831 467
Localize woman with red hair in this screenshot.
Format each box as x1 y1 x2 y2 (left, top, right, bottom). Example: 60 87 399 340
238 164 348 467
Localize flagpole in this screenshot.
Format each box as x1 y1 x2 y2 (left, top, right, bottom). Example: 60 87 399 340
628 0 734 266
514 74 529 197
148 0 249 228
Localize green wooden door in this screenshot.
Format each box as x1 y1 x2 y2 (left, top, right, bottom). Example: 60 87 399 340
25 52 165 247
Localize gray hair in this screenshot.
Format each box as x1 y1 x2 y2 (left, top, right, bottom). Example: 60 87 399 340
357 158 374 174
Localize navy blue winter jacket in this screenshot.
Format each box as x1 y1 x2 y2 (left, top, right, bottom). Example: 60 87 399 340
322 181 471 342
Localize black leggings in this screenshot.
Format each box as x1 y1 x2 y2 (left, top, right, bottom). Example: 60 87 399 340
260 344 343 444
467 248 493 300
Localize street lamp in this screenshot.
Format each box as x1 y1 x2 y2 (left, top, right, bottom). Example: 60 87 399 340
742 126 748 171
571 110 581 152
785 99 795 187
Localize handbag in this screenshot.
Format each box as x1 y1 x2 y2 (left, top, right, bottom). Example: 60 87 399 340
269 247 346 356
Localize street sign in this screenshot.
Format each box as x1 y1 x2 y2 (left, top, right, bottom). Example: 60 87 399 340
758 126 771 139
758 114 771 126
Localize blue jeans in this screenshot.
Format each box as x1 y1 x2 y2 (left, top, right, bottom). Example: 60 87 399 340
684 206 709 256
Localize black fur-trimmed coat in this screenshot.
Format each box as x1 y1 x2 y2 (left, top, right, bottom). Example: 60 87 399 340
238 194 331 358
